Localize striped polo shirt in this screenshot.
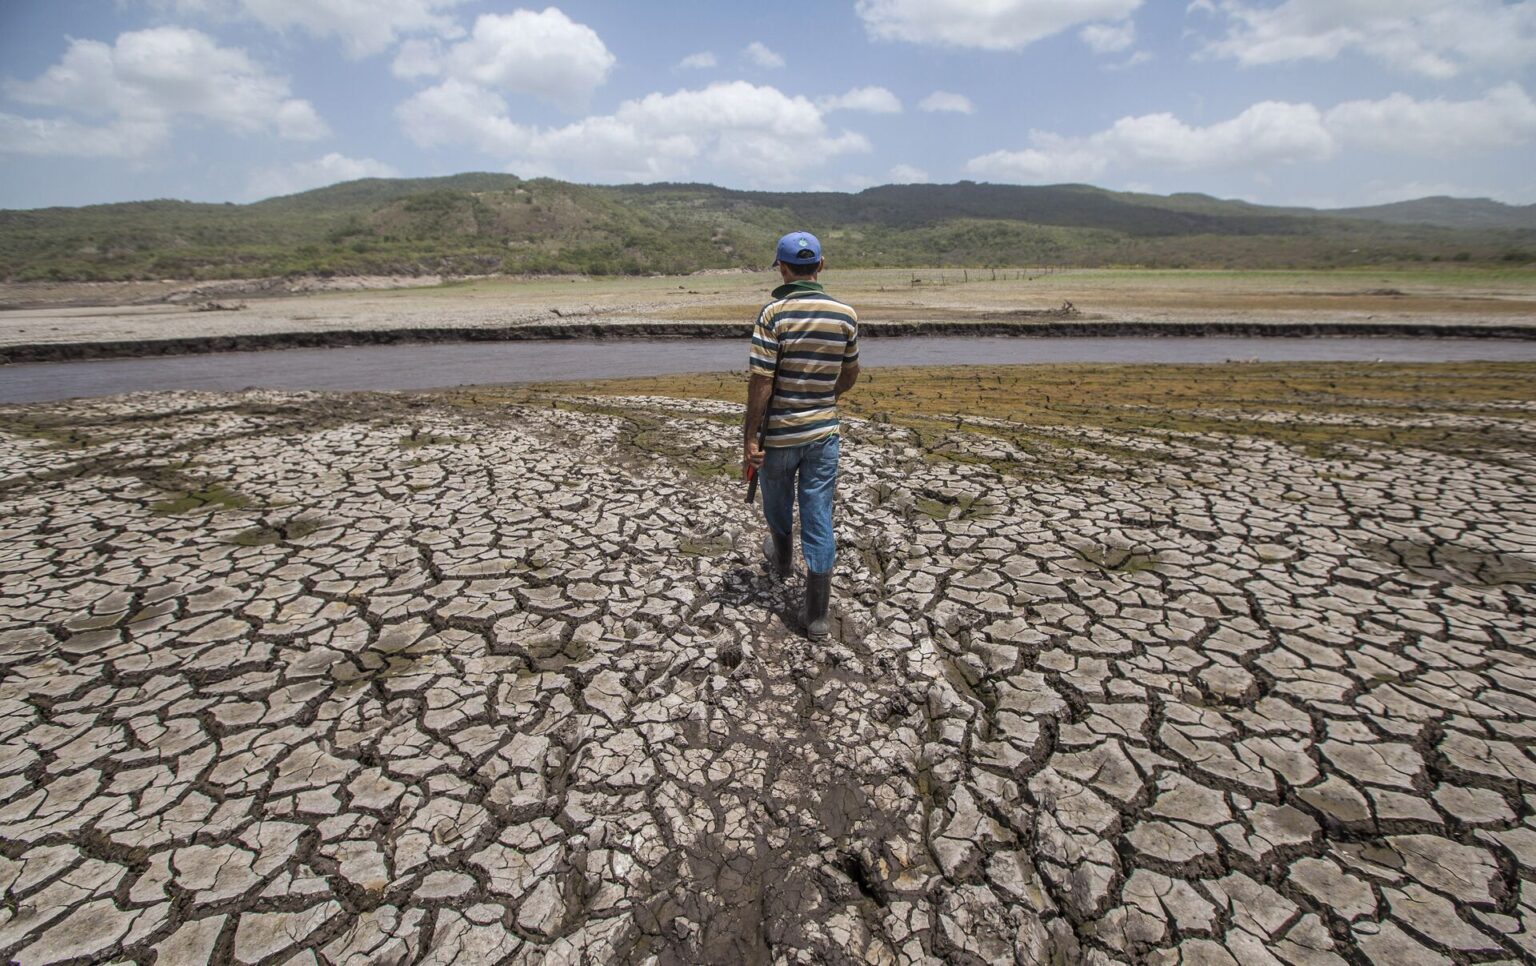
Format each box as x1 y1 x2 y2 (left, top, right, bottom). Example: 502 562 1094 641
749 280 859 448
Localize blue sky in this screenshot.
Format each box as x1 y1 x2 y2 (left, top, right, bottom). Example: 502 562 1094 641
1 1 1533 210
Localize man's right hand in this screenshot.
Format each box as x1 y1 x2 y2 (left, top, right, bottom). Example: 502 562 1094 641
743 439 765 479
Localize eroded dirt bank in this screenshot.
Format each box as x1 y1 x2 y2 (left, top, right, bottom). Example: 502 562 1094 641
9 317 1536 365
1 369 1534 963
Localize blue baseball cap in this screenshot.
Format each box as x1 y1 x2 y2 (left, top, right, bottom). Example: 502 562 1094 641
774 231 822 266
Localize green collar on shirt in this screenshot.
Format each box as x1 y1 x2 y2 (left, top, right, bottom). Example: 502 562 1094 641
770 280 825 299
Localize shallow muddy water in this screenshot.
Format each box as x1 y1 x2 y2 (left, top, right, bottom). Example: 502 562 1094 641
3 334 1535 404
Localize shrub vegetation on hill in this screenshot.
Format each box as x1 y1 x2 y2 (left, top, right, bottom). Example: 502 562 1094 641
1 174 1531 281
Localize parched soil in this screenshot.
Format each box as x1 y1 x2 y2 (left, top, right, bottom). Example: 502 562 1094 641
1 363 1534 963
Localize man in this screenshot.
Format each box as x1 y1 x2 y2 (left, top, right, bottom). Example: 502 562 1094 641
742 231 860 640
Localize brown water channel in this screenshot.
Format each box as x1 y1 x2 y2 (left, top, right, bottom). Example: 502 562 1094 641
3 335 1535 404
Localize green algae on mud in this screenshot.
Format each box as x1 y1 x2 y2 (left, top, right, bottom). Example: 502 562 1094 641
1070 544 1164 576
230 517 328 546
150 482 253 515
0 414 97 449
400 431 468 449
679 532 734 557
912 489 995 523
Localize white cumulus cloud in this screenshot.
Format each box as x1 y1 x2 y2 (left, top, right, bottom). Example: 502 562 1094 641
819 87 903 114
1081 21 1135 54
0 114 166 158
744 42 785 68
1196 0 1536 77
1 27 326 157
1325 84 1536 155
398 80 869 185
677 51 717 70
965 84 1536 187
1099 101 1333 168
966 100 1334 182
247 152 399 199
148 0 467 57
857 0 1142 51
918 91 975 114
392 38 443 79
396 78 524 153
888 163 930 183
966 146 1109 184
435 9 615 111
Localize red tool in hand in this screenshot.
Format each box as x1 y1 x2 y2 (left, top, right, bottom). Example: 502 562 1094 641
744 347 779 504
744 425 765 504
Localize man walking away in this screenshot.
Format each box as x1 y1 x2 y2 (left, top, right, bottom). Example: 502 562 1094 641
742 231 860 639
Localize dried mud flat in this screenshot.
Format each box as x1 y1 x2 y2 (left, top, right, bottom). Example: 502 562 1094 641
2 269 1534 363
1 372 1535 965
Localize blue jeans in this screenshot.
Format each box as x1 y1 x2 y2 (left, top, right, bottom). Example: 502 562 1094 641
760 434 840 574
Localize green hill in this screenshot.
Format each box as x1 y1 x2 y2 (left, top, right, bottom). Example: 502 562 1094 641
2 175 1532 281
1328 196 1536 231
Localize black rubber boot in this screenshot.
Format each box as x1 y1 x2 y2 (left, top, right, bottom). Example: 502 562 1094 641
805 570 832 640
763 531 792 579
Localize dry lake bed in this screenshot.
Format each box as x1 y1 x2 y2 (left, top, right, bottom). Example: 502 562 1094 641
1 361 1534 964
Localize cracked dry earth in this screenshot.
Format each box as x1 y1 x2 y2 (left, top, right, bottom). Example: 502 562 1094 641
1 385 1534 966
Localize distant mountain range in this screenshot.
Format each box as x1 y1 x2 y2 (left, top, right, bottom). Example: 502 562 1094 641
1328 196 1536 231
2 174 1531 282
